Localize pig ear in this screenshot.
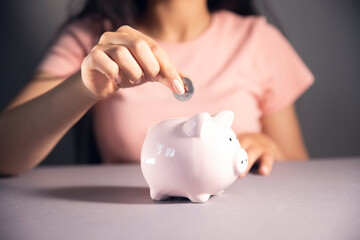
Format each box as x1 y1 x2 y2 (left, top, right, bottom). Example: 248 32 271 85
212 110 234 128
183 113 212 138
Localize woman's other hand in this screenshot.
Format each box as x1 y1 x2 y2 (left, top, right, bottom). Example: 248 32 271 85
237 105 310 177
237 133 285 177
81 25 185 99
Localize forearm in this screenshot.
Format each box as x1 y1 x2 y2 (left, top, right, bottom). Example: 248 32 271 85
262 105 309 161
0 73 99 175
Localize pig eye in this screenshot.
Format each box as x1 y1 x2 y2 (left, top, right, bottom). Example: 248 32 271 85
229 138 232 141
241 160 244 164
245 158 248 162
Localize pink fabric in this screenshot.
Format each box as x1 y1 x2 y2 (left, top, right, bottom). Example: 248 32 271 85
37 10 314 163
37 16 99 77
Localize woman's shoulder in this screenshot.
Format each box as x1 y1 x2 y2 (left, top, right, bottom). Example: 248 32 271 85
51 14 113 55
37 14 111 76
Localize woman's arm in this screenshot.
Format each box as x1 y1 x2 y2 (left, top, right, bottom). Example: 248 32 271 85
238 104 308 176
262 104 308 160
0 72 98 175
0 25 184 175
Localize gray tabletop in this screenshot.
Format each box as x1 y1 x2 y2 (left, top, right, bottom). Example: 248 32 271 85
0 158 359 240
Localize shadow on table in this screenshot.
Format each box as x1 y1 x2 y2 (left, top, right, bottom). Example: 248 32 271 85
36 186 192 205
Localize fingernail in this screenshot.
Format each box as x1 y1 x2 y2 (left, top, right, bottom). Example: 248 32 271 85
172 79 185 95
115 76 121 86
129 78 140 84
260 166 268 175
134 76 142 84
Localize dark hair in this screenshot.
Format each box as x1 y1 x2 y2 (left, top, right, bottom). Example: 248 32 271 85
70 0 259 31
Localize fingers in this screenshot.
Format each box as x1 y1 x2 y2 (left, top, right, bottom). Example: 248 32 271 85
131 33 184 94
100 32 160 82
147 42 185 94
99 26 185 94
238 146 274 177
131 39 160 81
83 49 119 85
238 134 275 177
237 134 252 149
99 45 144 84
257 154 274 176
238 146 263 178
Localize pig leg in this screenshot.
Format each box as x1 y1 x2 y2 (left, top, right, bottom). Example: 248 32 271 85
213 189 224 196
187 193 211 203
150 189 167 201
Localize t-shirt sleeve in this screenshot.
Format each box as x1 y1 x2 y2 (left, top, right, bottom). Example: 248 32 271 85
36 17 97 77
256 19 314 116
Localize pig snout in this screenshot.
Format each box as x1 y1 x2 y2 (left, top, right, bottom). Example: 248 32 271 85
234 148 248 175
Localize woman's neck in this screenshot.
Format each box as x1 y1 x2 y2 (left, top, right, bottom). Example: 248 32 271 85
137 0 211 42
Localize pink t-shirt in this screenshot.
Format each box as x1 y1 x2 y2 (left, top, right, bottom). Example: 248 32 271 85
37 10 314 163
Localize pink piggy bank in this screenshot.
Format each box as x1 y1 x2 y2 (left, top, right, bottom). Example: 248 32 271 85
140 110 248 203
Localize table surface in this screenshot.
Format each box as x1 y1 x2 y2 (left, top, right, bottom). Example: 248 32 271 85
0 158 359 240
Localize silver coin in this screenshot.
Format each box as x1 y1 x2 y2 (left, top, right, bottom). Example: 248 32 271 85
173 77 194 101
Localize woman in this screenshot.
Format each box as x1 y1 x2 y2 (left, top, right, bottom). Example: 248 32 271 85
0 0 313 176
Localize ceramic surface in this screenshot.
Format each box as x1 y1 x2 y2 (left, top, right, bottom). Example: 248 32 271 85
141 111 248 203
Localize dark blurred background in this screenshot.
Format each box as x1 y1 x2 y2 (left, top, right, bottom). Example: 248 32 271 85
0 0 359 165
